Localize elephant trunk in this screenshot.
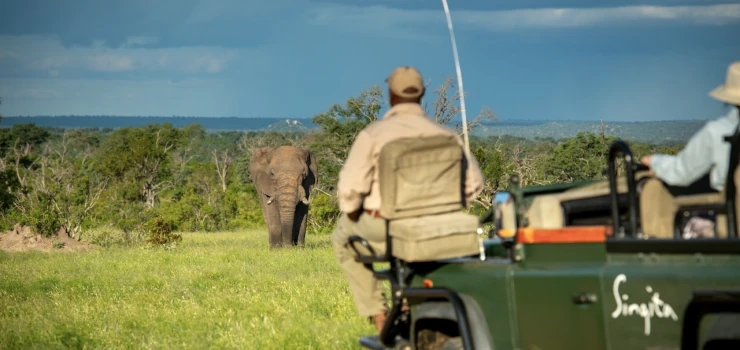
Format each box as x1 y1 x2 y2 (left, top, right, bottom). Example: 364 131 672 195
277 178 300 246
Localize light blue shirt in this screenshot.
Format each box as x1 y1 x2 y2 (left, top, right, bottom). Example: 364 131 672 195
650 107 740 191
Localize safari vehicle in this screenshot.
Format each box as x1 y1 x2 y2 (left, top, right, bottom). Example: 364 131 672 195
348 130 740 350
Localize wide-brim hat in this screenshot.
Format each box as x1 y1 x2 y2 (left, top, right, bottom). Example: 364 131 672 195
710 61 740 106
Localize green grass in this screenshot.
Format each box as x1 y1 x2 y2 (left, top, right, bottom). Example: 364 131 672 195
0 229 377 349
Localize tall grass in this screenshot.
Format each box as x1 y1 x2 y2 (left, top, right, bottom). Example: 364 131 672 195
0 229 376 349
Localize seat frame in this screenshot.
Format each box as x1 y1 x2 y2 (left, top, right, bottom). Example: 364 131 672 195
345 135 480 349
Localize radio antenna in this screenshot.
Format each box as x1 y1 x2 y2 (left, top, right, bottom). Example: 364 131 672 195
441 0 470 155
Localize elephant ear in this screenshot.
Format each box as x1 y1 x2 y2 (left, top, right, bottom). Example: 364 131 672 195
249 147 275 197
303 148 318 195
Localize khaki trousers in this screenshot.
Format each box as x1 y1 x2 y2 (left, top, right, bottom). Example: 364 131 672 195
331 212 389 317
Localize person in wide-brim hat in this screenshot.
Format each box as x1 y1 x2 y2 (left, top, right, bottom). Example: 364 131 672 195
640 60 740 194
710 61 740 106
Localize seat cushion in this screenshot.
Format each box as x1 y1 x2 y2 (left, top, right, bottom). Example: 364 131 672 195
389 210 481 262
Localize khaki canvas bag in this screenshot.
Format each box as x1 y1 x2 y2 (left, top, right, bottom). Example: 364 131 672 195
377 134 482 262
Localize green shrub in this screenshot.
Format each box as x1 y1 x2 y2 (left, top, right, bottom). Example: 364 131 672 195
307 191 341 235
84 226 138 247
25 194 61 238
145 216 182 246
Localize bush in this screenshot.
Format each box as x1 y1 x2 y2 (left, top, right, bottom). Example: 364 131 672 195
307 191 341 235
84 226 138 247
145 216 182 246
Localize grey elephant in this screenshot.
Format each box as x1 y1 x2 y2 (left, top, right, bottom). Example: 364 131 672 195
248 146 318 248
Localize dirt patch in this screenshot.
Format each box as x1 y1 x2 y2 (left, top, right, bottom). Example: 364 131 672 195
0 224 96 253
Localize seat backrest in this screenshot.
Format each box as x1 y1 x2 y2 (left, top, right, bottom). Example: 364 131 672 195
377 134 465 220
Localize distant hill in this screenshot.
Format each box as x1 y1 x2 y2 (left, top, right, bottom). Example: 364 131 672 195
0 116 318 131
474 119 705 144
0 116 704 144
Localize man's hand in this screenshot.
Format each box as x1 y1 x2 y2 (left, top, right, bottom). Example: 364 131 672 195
347 209 362 222
640 155 655 175
640 155 653 168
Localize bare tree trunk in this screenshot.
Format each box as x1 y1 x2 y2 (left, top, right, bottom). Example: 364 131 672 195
212 149 232 192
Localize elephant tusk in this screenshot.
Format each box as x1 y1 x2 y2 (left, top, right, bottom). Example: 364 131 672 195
267 197 274 205
301 196 310 205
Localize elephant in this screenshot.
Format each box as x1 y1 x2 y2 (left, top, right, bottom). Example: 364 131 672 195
248 146 318 248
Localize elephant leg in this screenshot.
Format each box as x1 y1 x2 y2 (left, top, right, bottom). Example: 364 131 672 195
294 203 309 247
260 196 282 248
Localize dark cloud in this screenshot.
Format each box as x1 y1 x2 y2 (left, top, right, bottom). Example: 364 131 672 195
0 0 298 48
4 0 737 50
460 22 740 57
313 0 740 12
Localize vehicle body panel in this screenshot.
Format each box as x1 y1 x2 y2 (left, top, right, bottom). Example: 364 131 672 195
600 254 740 349
412 260 518 349
409 243 740 350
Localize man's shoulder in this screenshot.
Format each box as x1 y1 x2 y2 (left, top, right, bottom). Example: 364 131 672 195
703 112 739 135
365 114 457 136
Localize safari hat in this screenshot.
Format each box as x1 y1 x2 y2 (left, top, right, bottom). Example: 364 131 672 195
386 66 425 99
710 61 740 106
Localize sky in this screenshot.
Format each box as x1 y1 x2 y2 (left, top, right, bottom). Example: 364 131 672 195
1 0 740 122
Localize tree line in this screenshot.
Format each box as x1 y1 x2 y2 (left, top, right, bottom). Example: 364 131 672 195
0 81 682 246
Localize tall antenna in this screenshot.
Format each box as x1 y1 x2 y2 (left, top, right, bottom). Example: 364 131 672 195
441 0 470 156
442 0 485 261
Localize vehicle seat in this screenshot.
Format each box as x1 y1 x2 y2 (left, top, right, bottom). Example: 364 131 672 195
525 171 652 229
347 134 482 266
639 178 725 238
641 134 740 239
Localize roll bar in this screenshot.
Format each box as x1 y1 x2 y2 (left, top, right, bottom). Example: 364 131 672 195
607 140 648 238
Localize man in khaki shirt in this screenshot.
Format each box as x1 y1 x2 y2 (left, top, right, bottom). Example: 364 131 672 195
330 66 485 332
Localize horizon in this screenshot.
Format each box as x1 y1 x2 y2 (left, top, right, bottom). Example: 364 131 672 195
0 114 714 124
1 0 740 122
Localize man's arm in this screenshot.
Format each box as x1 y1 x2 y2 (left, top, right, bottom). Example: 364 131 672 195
337 130 374 221
463 150 485 207
645 125 713 187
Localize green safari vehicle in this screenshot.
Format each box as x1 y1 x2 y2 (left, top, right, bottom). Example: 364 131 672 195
348 131 740 350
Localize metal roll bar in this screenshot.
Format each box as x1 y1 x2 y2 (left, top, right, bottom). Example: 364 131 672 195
608 140 646 238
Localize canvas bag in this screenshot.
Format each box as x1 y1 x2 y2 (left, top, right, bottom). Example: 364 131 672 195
377 134 482 262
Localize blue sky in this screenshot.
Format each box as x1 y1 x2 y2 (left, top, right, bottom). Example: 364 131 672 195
1 0 739 122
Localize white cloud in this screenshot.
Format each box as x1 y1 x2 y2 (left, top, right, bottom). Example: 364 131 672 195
0 77 244 116
0 50 18 60
461 4 740 30
88 54 135 72
0 86 59 99
310 3 740 31
121 36 160 48
0 35 251 76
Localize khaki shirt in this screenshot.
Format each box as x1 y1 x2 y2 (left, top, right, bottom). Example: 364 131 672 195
336 102 485 213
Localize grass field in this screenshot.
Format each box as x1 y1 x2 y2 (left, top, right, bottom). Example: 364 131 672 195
0 229 377 349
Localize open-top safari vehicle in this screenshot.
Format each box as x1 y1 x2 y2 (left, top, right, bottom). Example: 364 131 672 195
347 128 740 349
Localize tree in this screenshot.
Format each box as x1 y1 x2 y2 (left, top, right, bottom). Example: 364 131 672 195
544 132 617 183
94 124 181 208
310 85 384 178
424 77 497 136
31 133 108 239
212 149 232 192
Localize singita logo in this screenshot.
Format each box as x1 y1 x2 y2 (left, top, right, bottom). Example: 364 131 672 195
610 273 679 336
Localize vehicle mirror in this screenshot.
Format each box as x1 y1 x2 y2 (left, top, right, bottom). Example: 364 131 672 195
493 191 511 207
492 192 516 238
